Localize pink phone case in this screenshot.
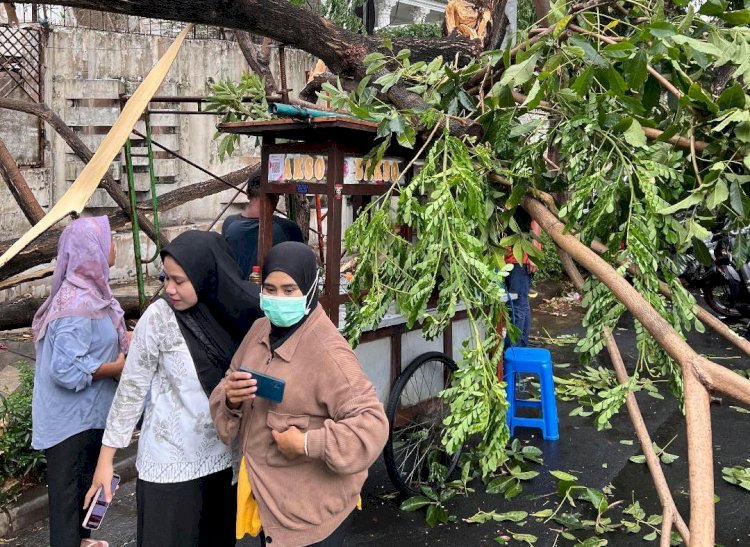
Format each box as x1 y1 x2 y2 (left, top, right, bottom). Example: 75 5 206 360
82 474 120 530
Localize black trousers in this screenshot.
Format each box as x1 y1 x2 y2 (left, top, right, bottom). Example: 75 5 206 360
260 511 355 547
136 467 236 547
45 428 104 547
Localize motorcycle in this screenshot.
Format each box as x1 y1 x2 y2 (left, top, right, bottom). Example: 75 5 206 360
701 235 750 320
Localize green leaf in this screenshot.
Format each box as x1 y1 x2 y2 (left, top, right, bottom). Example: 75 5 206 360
648 21 677 39
499 52 541 89
568 34 608 67
466 510 529 524
486 476 517 494
624 50 649 90
699 0 727 16
363 52 385 64
668 35 723 58
511 470 540 480
531 509 554 518
571 67 594 97
400 496 433 511
721 9 750 25
730 181 746 216
522 80 543 109
602 41 635 60
550 470 578 482
706 180 729 210
553 15 573 38
396 124 416 149
623 119 648 148
629 454 647 464
687 83 719 113
692 237 713 266
659 193 703 214
510 532 538 545
718 84 747 111
425 504 440 527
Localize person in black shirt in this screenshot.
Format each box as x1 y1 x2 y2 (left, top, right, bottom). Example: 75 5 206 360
222 172 305 279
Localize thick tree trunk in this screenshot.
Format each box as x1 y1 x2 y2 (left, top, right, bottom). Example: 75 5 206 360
0 136 46 224
0 295 142 330
34 0 480 75
0 97 167 248
2 2 18 23
484 0 510 51
155 163 258 212
0 165 258 281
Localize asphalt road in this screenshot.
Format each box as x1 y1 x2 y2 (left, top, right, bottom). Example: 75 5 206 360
4 288 750 546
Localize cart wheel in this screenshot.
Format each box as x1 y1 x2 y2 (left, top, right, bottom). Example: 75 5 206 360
384 351 461 497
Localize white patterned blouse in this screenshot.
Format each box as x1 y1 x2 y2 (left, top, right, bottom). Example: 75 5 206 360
102 298 232 483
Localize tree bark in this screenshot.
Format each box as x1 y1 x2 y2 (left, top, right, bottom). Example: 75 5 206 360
0 97 167 248
0 165 258 281
484 0 510 52
0 295 142 330
532 0 551 26
33 0 480 75
235 32 277 95
525 196 750 545
0 136 46 224
588 239 750 358
2 2 18 23
155 163 258 212
557 248 690 543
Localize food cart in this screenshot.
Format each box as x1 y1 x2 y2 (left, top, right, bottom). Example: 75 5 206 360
219 116 474 495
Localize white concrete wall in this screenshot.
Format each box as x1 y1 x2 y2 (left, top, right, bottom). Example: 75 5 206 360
0 26 314 302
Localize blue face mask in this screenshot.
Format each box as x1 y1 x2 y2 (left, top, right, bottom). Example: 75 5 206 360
260 274 318 327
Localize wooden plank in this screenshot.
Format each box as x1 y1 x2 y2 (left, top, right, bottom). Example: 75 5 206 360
0 265 54 291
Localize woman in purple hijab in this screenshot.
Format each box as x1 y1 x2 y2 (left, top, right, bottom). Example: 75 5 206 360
31 216 128 547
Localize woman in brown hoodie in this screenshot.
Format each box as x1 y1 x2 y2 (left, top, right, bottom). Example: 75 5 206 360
210 242 389 547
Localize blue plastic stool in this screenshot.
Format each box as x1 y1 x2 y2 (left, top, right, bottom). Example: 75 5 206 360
503 347 559 441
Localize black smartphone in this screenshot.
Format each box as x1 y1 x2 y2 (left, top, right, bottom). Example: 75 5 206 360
238 367 285 404
82 473 120 530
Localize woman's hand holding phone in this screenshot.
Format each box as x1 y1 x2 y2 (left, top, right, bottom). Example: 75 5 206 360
84 446 117 508
225 369 258 409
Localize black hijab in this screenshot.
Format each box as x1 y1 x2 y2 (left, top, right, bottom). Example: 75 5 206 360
262 241 319 350
161 231 262 396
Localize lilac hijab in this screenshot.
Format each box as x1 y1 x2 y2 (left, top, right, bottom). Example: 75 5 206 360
32 216 128 353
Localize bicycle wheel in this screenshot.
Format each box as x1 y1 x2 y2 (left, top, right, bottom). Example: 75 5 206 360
384 351 461 497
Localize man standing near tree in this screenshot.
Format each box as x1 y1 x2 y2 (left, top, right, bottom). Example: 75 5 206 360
222 172 305 279
504 208 542 347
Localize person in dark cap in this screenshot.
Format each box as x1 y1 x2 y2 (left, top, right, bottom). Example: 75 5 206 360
222 171 305 279
211 241 388 547
85 230 262 547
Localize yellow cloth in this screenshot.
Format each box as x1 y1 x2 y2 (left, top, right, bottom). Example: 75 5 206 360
236 457 262 539
236 456 361 540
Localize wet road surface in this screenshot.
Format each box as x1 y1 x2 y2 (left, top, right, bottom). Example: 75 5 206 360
4 287 750 546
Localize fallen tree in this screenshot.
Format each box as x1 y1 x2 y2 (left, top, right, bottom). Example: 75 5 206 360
0 295 142 331
17 0 750 544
